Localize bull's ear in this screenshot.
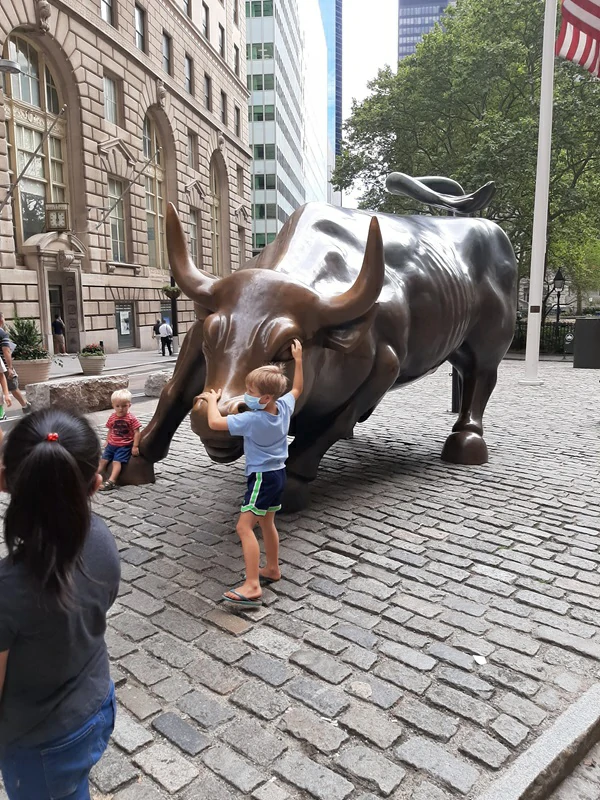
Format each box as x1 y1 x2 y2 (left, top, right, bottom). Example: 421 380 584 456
322 305 379 353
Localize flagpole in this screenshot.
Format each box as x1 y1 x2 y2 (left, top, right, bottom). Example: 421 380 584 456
521 0 558 385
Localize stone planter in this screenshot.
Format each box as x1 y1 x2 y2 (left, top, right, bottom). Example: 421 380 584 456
13 358 52 387
78 355 106 376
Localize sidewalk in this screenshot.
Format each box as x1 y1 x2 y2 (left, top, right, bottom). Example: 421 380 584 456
49 349 177 381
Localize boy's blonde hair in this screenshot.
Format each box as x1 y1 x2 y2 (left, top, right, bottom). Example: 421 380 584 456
111 388 132 404
246 364 289 399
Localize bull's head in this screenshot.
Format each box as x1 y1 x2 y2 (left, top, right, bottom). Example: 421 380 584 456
166 203 384 463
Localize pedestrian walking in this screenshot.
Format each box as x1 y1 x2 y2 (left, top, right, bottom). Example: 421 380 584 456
201 340 303 607
152 319 161 353
0 312 31 414
0 409 121 800
159 318 173 356
52 314 67 355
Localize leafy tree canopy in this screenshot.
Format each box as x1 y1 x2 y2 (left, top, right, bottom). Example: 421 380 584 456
333 0 600 294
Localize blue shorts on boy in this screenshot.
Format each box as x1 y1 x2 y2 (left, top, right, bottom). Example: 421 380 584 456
227 392 295 514
101 443 133 463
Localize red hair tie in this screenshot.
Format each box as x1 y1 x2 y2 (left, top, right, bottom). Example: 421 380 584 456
46 432 59 442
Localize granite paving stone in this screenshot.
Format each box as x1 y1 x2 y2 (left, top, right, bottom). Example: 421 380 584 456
202 744 268 794
459 730 511 769
339 700 403 748
133 744 199 793
396 737 480 795
335 744 406 796
274 752 354 800
231 679 291 719
221 716 288 764
177 689 235 729
151 712 211 756
345 673 402 709
279 706 348 753
91 746 139 794
289 648 353 684
112 710 154 753
285 676 349 717
393 696 459 741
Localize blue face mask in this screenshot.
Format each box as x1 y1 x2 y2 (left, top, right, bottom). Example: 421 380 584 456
244 393 267 411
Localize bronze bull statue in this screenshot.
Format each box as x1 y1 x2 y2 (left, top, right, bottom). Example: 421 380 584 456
127 190 517 510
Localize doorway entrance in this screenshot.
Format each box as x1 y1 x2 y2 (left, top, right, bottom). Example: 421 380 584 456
115 302 135 349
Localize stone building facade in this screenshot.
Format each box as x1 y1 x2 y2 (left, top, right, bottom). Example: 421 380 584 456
0 0 250 352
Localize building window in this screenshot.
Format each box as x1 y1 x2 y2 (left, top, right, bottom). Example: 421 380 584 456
143 115 166 270
234 0 239 25
237 166 244 194
202 2 209 39
162 32 172 74
234 105 241 137
247 42 274 59
254 173 275 190
249 104 274 122
249 73 274 90
253 144 275 159
234 45 240 76
220 91 227 125
100 0 114 25
247 0 273 16
134 5 146 51
252 203 276 219
3 36 68 247
108 178 127 262
183 0 191 16
219 24 225 58
187 130 198 169
204 73 212 110
190 208 200 265
103 75 119 124
184 55 194 94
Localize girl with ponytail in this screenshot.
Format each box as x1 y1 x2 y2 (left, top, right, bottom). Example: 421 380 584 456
0 409 120 800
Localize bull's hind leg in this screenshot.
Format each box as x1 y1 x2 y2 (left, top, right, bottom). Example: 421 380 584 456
441 345 498 465
120 320 206 485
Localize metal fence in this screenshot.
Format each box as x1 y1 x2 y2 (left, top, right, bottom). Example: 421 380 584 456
510 321 575 354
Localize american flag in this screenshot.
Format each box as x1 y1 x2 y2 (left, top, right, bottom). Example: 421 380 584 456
556 0 600 77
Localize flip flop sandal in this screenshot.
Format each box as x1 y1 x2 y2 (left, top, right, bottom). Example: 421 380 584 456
243 573 280 586
222 590 263 608
99 480 117 491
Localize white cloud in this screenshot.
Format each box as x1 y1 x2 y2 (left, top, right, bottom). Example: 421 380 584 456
342 0 398 207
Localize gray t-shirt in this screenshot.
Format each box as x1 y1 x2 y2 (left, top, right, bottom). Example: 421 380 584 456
0 514 120 750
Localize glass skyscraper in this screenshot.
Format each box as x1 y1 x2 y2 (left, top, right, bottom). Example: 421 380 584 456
398 0 451 60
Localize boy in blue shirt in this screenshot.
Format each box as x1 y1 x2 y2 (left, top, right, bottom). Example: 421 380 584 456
202 340 303 607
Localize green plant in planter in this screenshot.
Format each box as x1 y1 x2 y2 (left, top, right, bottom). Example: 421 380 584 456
8 318 50 360
161 284 181 300
79 343 105 356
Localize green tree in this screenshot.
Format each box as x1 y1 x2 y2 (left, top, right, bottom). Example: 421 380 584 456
333 0 600 291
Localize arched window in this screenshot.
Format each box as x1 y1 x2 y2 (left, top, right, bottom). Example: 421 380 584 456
143 115 166 270
209 157 220 275
2 36 66 245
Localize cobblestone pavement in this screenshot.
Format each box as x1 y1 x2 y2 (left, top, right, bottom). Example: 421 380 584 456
3 359 600 800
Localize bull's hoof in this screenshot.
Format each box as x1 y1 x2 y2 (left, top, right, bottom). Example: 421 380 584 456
441 430 488 465
119 455 156 486
281 475 311 512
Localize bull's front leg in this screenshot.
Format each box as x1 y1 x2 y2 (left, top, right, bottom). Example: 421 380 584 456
120 320 206 485
284 343 400 511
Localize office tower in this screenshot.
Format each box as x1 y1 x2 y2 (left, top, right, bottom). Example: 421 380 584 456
318 0 343 202
247 0 328 253
398 0 452 60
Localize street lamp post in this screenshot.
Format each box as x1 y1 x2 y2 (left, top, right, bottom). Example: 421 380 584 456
554 268 565 325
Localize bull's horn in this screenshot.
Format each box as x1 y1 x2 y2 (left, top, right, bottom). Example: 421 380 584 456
320 216 385 327
166 203 216 307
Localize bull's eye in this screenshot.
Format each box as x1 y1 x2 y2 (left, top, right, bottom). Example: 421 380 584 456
274 342 293 362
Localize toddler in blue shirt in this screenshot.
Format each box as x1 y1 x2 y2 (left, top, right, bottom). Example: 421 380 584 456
203 340 303 607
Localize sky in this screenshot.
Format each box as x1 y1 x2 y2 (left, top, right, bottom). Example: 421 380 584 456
341 0 399 206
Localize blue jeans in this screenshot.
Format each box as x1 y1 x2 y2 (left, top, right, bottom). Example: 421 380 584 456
0 683 115 800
